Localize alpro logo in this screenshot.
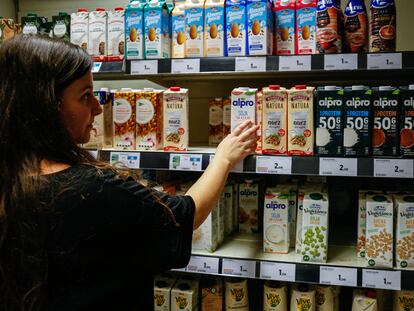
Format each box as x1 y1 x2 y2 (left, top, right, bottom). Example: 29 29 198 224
373 98 398 108
240 189 258 197
265 202 287 210
403 97 414 107
319 97 342 108
233 98 255 108
345 98 370 108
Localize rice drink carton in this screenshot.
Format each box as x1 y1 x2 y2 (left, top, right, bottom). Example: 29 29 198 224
172 4 186 58
246 0 273 55
108 8 125 61
204 0 225 57
71 9 89 50
185 0 204 57
88 8 108 61
144 0 170 59
231 87 257 132
274 0 296 55
225 0 247 56
296 0 317 54
394 194 414 269
239 180 259 233
125 1 144 60
400 86 414 157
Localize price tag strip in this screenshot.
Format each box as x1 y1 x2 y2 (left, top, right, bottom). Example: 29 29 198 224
235 57 266 72
210 155 243 172
260 262 296 282
324 54 358 71
279 55 311 71
319 266 357 287
171 59 200 74
130 60 158 75
367 53 402 70
319 158 358 176
222 259 256 278
256 156 292 175
110 152 140 169
374 159 414 178
169 154 203 171
92 62 103 73
362 269 401 291
186 256 220 274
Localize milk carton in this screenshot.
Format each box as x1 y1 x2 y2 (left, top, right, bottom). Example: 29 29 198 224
172 4 186 58
21 14 41 35
263 281 288 311
263 187 290 254
107 8 125 61
185 0 204 57
223 184 234 236
246 0 273 55
262 85 288 155
154 277 175 311
209 98 223 146
365 194 394 268
125 1 144 60
256 91 263 153
290 284 316 311
223 98 231 137
394 194 414 269
192 205 219 252
204 0 225 57
225 0 247 56
315 86 344 156
343 0 368 53
51 12 71 42
144 0 169 59
296 0 317 54
343 86 373 157
171 280 199 311
274 0 296 55
225 278 249 311
400 86 414 157
231 87 257 132
239 180 259 233
201 277 223 310
88 8 107 61
316 0 342 53
71 9 89 50
233 183 239 232
0 19 16 44
113 89 136 150
217 196 225 244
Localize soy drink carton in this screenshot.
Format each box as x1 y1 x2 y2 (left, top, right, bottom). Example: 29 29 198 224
185 0 204 57
171 279 199 311
113 88 136 150
400 86 414 157
246 0 273 55
231 87 257 132
125 1 144 60
154 277 175 311
204 0 225 57
239 180 259 233
51 12 70 42
71 9 89 50
274 0 296 55
394 194 414 269
144 0 170 59
225 0 247 56
107 8 125 61
296 0 317 54
172 4 186 58
88 8 108 61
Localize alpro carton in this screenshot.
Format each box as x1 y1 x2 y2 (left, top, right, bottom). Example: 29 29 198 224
225 0 247 56
154 277 175 311
394 194 414 269
108 8 125 61
171 279 199 311
372 86 400 156
274 0 296 55
88 8 108 61
343 86 373 157
263 187 290 253
113 88 136 150
231 87 257 132
246 0 273 55
125 1 144 60
204 0 225 57
172 4 186 58
296 0 317 54
315 86 344 156
239 180 259 233
71 9 89 50
185 0 204 57
144 0 170 59
192 205 219 252
400 86 414 157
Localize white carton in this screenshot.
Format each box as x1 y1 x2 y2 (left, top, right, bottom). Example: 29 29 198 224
217 196 225 245
172 4 186 58
231 87 257 132
204 0 225 57
107 8 125 61
192 205 219 252
185 0 205 57
171 279 199 311
223 184 234 236
365 194 394 268
88 9 108 61
394 194 414 269
70 9 89 50
233 183 239 232
239 180 259 233
154 277 176 311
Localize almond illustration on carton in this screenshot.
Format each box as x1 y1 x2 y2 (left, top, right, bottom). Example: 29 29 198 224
252 20 260 35
210 23 218 38
190 24 197 39
231 23 239 38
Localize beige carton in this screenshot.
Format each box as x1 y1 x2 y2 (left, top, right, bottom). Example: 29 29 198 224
225 278 249 311
290 284 315 311
394 291 414 311
88 9 108 61
172 4 186 58
256 91 263 152
394 194 414 269
113 89 136 150
209 98 223 146
185 0 205 57
70 9 89 50
204 0 225 56
192 205 219 252
107 8 125 61
154 277 176 311
263 281 287 311
171 279 199 311
223 184 234 236
239 180 259 233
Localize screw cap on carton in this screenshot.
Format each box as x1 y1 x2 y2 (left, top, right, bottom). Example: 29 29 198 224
269 85 281 90
115 7 124 11
78 8 88 12
365 290 377 299
96 8 106 12
295 85 307 89
170 86 181 91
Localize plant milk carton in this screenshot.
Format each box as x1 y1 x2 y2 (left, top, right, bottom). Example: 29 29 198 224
154 277 175 311
107 8 125 61
256 91 263 153
239 180 259 233
226 0 247 56
233 182 239 232
209 98 223 146
185 0 204 57
263 281 288 311
262 85 288 155
274 0 296 55
88 8 107 61
171 279 199 311
192 205 219 252
225 278 249 311
400 86 414 157
315 86 344 156
113 88 136 150
263 187 290 253
394 194 414 269
223 98 231 137
247 0 273 55
343 86 372 157
201 277 223 311
231 87 257 132
51 12 70 42
144 0 170 59
343 0 368 53
172 4 186 58
204 0 225 57
365 194 394 268
296 0 317 54
223 184 234 236
217 196 225 245
125 1 144 60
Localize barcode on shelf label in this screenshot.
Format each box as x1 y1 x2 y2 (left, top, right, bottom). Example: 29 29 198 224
319 158 357 176
92 62 103 73
256 156 292 174
260 262 296 282
362 269 401 291
324 54 358 70
279 55 311 71
130 60 158 75
374 159 413 178
235 57 266 72
88 150 99 159
169 154 202 171
222 259 256 278
110 152 140 169
367 53 402 70
171 59 200 73
210 155 243 172
186 256 220 274
320 266 357 287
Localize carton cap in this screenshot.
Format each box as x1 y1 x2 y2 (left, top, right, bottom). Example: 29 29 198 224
409 85 414 90
302 0 312 3
170 86 181 91
324 86 337 90
78 8 88 12
295 85 307 90
100 87 109 92
365 290 377 299
59 12 68 16
110 89 117 93
379 86 394 91
269 85 280 90
351 85 365 91
120 87 132 91
130 1 141 7
149 0 158 6
27 13 38 17
96 8 106 11
239 87 250 91
115 7 124 11
144 88 154 92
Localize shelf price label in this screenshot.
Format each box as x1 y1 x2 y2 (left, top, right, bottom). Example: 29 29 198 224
92 62 103 73
374 159 413 178
169 154 203 171
279 55 311 71
256 156 292 175
362 269 401 291
88 150 99 159
260 262 296 282
367 53 402 70
186 256 220 274
320 266 357 287
210 155 243 172
235 57 266 72
222 259 256 278
171 59 200 74
324 54 358 70
130 60 158 75
319 158 357 176
110 152 140 169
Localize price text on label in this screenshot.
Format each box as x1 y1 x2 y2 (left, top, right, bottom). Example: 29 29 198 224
260 262 296 282
186 256 219 274
130 60 158 75
256 156 292 174
171 59 200 74
110 152 140 169
324 54 358 70
279 56 311 71
222 259 256 278
320 266 357 287
235 57 266 72
169 154 203 171
367 53 402 70
362 269 401 291
319 158 358 176
374 159 414 178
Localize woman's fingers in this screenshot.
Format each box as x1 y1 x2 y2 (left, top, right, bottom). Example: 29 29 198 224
239 124 260 141
232 120 253 136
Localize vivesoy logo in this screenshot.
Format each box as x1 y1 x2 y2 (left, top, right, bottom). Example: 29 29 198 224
403 97 414 107
319 97 342 108
265 202 287 210
233 98 254 107
373 97 398 108
240 189 258 197
345 98 370 108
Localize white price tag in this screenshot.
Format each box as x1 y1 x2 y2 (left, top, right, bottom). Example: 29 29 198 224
374 159 413 178
260 262 296 282
186 256 220 274
235 57 266 72
279 55 311 71
171 267 186 272
210 155 243 172
171 59 200 73
367 53 402 70
320 266 357 287
319 158 358 176
256 156 292 175
362 269 401 291
110 152 140 169
222 259 256 278
88 150 99 159
169 154 203 171
324 54 358 70
130 60 158 75
92 62 103 73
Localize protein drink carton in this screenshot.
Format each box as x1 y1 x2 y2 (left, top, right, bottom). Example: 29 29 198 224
88 8 108 61
154 277 175 311
231 87 257 132
372 86 400 156
171 279 199 311
263 187 290 254
315 86 344 156
400 86 414 157
51 12 71 42
296 0 317 55
185 0 204 57
247 0 273 55
209 98 223 146
163 87 189 151
144 0 170 59
172 3 186 58
287 85 314 156
193 205 219 251
274 0 296 55
71 9 89 50
262 85 288 155
204 0 225 57
343 86 373 157
225 0 248 56
125 1 144 60
107 8 125 61
239 180 260 233
316 0 342 53
113 88 136 150
343 0 368 53
394 194 414 269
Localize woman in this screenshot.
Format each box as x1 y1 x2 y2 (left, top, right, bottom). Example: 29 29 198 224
0 35 258 311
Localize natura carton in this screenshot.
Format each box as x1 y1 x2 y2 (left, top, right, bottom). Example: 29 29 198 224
400 85 414 157
185 0 205 57
108 8 125 61
88 8 108 61
246 0 273 55
231 87 257 132
239 180 259 233
274 0 296 55
394 194 414 269
296 0 317 54
204 0 225 57
113 89 136 150
225 0 247 56
71 9 89 50
172 4 186 58
125 1 144 60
